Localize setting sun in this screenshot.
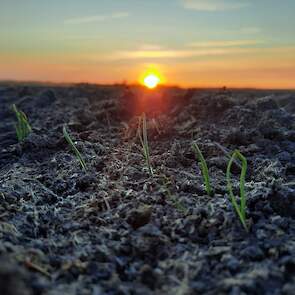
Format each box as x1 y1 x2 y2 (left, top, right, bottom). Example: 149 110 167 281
143 74 160 89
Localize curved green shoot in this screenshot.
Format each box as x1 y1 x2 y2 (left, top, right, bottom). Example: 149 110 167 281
192 142 212 196
63 125 87 171
226 150 248 231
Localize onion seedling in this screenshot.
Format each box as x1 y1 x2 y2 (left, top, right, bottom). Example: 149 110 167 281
138 113 153 176
12 104 32 142
192 142 213 196
63 125 87 171
226 150 248 231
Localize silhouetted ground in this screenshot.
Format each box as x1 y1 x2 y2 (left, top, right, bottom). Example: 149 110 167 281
0 84 294 295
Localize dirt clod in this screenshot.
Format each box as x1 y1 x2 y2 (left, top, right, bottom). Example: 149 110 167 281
127 205 153 229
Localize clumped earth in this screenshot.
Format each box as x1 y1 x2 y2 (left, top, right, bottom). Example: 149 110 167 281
0 83 294 295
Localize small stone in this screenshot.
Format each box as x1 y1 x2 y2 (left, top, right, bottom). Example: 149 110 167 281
277 151 291 163
0 258 31 295
126 206 152 230
48 255 62 268
280 256 295 274
87 262 111 280
207 246 231 257
137 224 162 237
94 245 111 263
95 159 106 172
208 156 227 170
240 245 264 261
140 264 158 289
76 174 96 191
226 257 240 272
181 180 199 193
190 281 207 292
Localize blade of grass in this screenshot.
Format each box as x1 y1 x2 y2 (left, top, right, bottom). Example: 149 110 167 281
226 150 248 231
63 125 87 171
138 113 153 176
192 142 213 196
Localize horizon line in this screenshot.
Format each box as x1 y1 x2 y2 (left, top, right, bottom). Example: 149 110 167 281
0 79 295 91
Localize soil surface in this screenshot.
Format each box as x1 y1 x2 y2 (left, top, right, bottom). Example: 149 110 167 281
0 84 294 295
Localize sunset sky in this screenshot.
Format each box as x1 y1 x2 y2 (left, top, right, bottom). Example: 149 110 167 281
1 0 295 88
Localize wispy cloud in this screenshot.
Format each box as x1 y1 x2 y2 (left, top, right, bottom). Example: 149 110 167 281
188 40 262 48
182 0 250 11
139 44 164 51
108 43 294 61
109 47 257 60
64 12 129 25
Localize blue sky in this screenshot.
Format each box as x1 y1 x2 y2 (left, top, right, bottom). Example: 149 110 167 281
1 0 295 88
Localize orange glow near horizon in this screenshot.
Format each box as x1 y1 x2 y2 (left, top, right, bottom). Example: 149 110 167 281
1 51 295 89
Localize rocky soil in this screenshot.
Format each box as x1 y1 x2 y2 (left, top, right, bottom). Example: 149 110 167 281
0 84 294 295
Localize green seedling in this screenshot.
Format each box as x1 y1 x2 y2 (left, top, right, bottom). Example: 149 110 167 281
138 113 153 176
192 142 213 196
12 104 32 142
226 150 248 231
63 125 87 171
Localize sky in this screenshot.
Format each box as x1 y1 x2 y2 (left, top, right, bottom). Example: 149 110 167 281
1 0 295 88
